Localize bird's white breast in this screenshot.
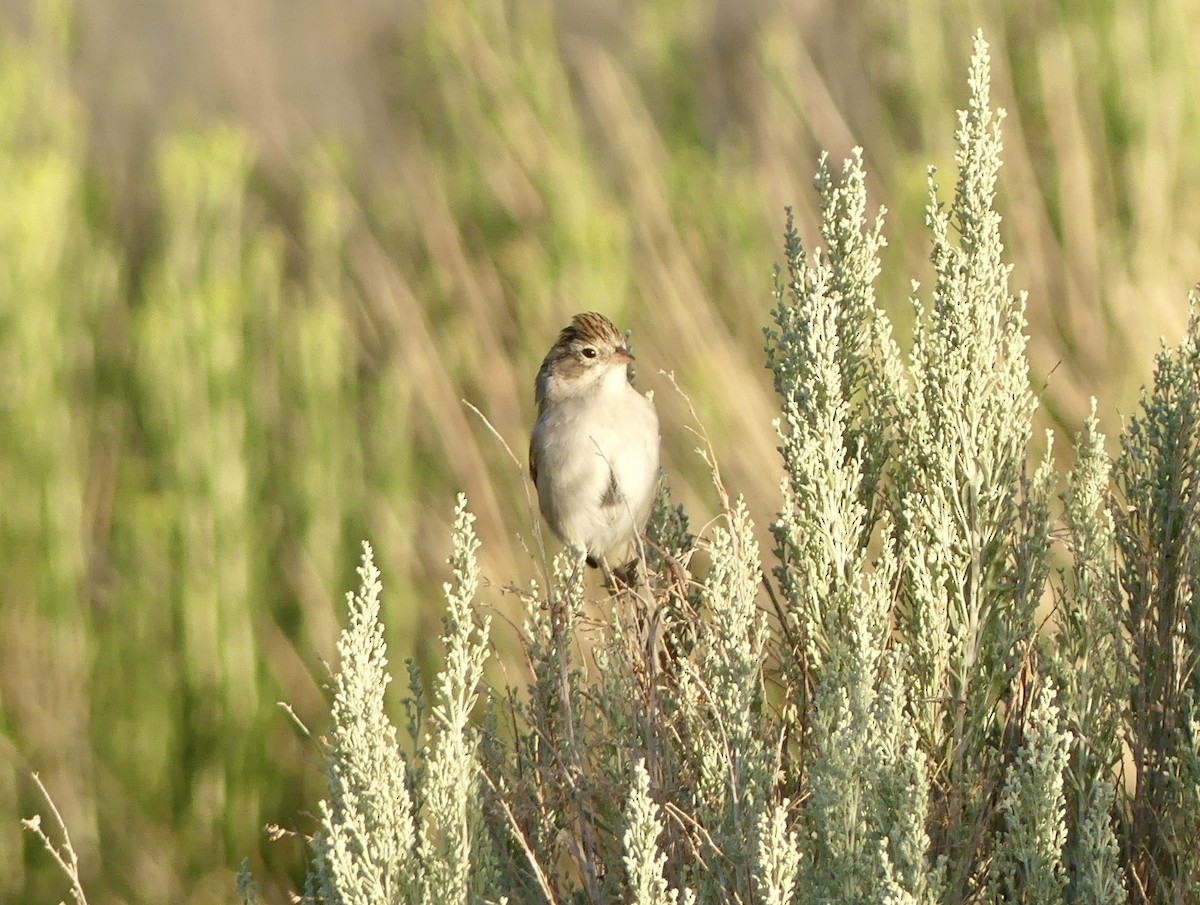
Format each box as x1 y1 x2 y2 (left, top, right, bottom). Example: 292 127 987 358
531 372 659 563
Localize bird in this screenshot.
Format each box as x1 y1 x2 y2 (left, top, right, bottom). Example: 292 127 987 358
529 312 660 570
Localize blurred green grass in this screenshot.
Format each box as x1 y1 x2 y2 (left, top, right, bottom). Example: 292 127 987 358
2 0 1198 901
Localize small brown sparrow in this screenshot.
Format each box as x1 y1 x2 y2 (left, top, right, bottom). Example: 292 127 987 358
529 312 660 568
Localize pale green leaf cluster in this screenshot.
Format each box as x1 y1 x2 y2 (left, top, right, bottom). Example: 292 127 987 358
1112 294 1200 899
896 34 1039 763
307 497 493 905
1051 404 1127 904
681 499 766 808
752 801 802 905
311 542 417 904
677 499 776 901
419 498 493 903
766 138 932 901
988 687 1072 904
1069 780 1125 905
623 760 689 905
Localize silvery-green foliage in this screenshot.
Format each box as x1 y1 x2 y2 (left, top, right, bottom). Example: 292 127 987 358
678 498 773 901
646 477 701 662
766 149 900 685
988 686 1071 905
688 498 766 794
897 27 1035 718
752 802 801 905
235 858 257 904
811 149 906 534
418 495 493 903
310 542 418 904
623 760 685 905
1011 439 1055 642
521 553 583 721
309 499 492 905
518 550 587 796
868 645 938 904
522 552 593 886
1051 404 1126 903
1114 297 1200 898
764 69 936 905
646 476 695 573
1068 779 1125 905
1054 402 1121 773
1166 698 1200 891
891 38 1045 884
767 201 869 678
802 545 934 905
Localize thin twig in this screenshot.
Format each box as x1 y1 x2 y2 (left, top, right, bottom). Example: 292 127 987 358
462 398 553 585
480 767 558 904
22 772 90 905
278 701 318 748
660 370 730 512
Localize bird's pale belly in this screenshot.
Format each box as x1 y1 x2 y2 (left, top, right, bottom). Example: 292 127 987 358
538 418 657 562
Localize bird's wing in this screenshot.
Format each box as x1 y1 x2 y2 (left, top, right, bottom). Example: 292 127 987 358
599 467 622 508
528 434 539 488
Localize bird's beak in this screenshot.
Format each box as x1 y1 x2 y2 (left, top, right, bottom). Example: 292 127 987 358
612 347 635 365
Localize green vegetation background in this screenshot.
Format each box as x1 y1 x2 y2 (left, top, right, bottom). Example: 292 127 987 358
2 0 1197 901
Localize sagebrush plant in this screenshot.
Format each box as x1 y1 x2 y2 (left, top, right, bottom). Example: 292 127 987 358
305 499 493 904
217 30 1200 905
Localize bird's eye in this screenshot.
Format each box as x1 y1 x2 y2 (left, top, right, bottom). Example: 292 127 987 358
581 347 598 359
